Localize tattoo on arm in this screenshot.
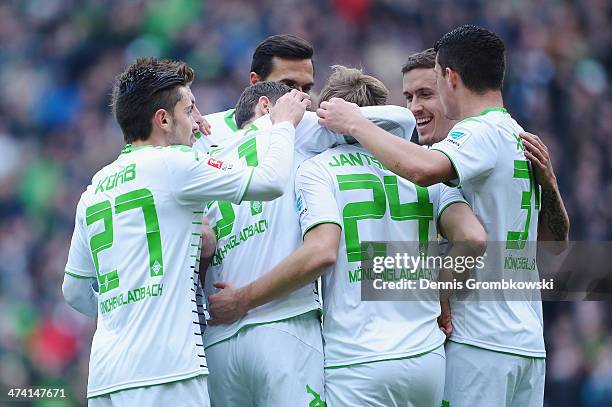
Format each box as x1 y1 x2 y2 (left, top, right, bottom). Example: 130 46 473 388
540 187 569 241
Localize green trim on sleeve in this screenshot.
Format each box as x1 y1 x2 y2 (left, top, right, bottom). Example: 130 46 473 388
65 270 96 279
223 109 238 132
239 167 256 203
302 220 342 239
436 200 469 237
431 148 461 187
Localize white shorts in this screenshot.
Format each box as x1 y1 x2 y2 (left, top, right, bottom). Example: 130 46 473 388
443 341 545 407
325 346 445 407
205 311 325 407
88 375 210 407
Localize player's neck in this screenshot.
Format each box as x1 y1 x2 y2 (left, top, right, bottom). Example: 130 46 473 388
457 90 504 120
240 119 254 130
242 111 267 130
131 133 169 148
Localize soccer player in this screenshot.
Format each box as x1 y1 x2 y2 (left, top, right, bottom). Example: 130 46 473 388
207 66 487 406
402 47 569 333
61 57 309 406
316 25 570 406
200 74 416 406
200 34 315 147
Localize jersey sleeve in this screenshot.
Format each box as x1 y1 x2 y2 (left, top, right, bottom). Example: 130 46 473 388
192 135 216 154
204 109 239 145
430 120 498 187
436 184 468 223
164 146 252 206
358 105 415 140
295 106 415 155
294 158 342 238
295 111 345 155
65 198 97 279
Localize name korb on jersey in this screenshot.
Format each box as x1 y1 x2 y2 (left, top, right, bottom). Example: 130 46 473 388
95 164 136 193
66 145 236 396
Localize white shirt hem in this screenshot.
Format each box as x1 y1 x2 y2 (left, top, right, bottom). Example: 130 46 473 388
204 306 320 349
87 369 208 398
448 336 546 358
324 340 446 369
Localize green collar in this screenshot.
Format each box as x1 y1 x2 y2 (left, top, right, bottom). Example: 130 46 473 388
121 144 156 154
456 107 507 126
479 107 507 116
224 108 262 134
224 109 239 132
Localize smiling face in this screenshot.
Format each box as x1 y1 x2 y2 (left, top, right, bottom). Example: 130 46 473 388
403 68 453 145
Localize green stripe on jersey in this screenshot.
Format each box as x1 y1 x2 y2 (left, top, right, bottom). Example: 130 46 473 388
224 109 239 132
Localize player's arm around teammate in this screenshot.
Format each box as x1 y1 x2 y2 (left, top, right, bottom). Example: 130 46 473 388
316 97 455 186
436 199 488 336
520 132 569 253
206 160 486 328
208 222 340 324
236 89 311 201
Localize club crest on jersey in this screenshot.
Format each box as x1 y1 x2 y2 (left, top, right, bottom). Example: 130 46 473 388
207 157 233 171
445 130 470 147
250 200 263 216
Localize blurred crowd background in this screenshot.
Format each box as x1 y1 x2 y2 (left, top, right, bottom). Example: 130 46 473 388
0 0 610 405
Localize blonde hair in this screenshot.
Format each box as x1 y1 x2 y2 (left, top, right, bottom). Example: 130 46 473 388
319 65 388 107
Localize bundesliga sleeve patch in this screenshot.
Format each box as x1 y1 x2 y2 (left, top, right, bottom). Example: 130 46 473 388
207 157 233 171
443 129 471 148
295 190 308 219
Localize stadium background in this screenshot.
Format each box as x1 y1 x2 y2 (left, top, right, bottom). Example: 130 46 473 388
0 0 610 405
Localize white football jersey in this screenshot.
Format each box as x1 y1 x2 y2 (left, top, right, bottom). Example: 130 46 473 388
195 109 238 149
295 144 466 368
431 107 545 358
198 107 417 348
64 144 257 397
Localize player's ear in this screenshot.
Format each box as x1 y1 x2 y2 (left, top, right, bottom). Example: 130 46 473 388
153 108 171 131
446 68 458 90
256 96 271 116
249 72 261 85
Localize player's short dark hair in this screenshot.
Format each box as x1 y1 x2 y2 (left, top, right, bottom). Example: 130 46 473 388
234 82 292 129
401 48 436 74
434 25 506 93
164 60 195 85
111 57 192 143
251 34 314 80
319 65 388 107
